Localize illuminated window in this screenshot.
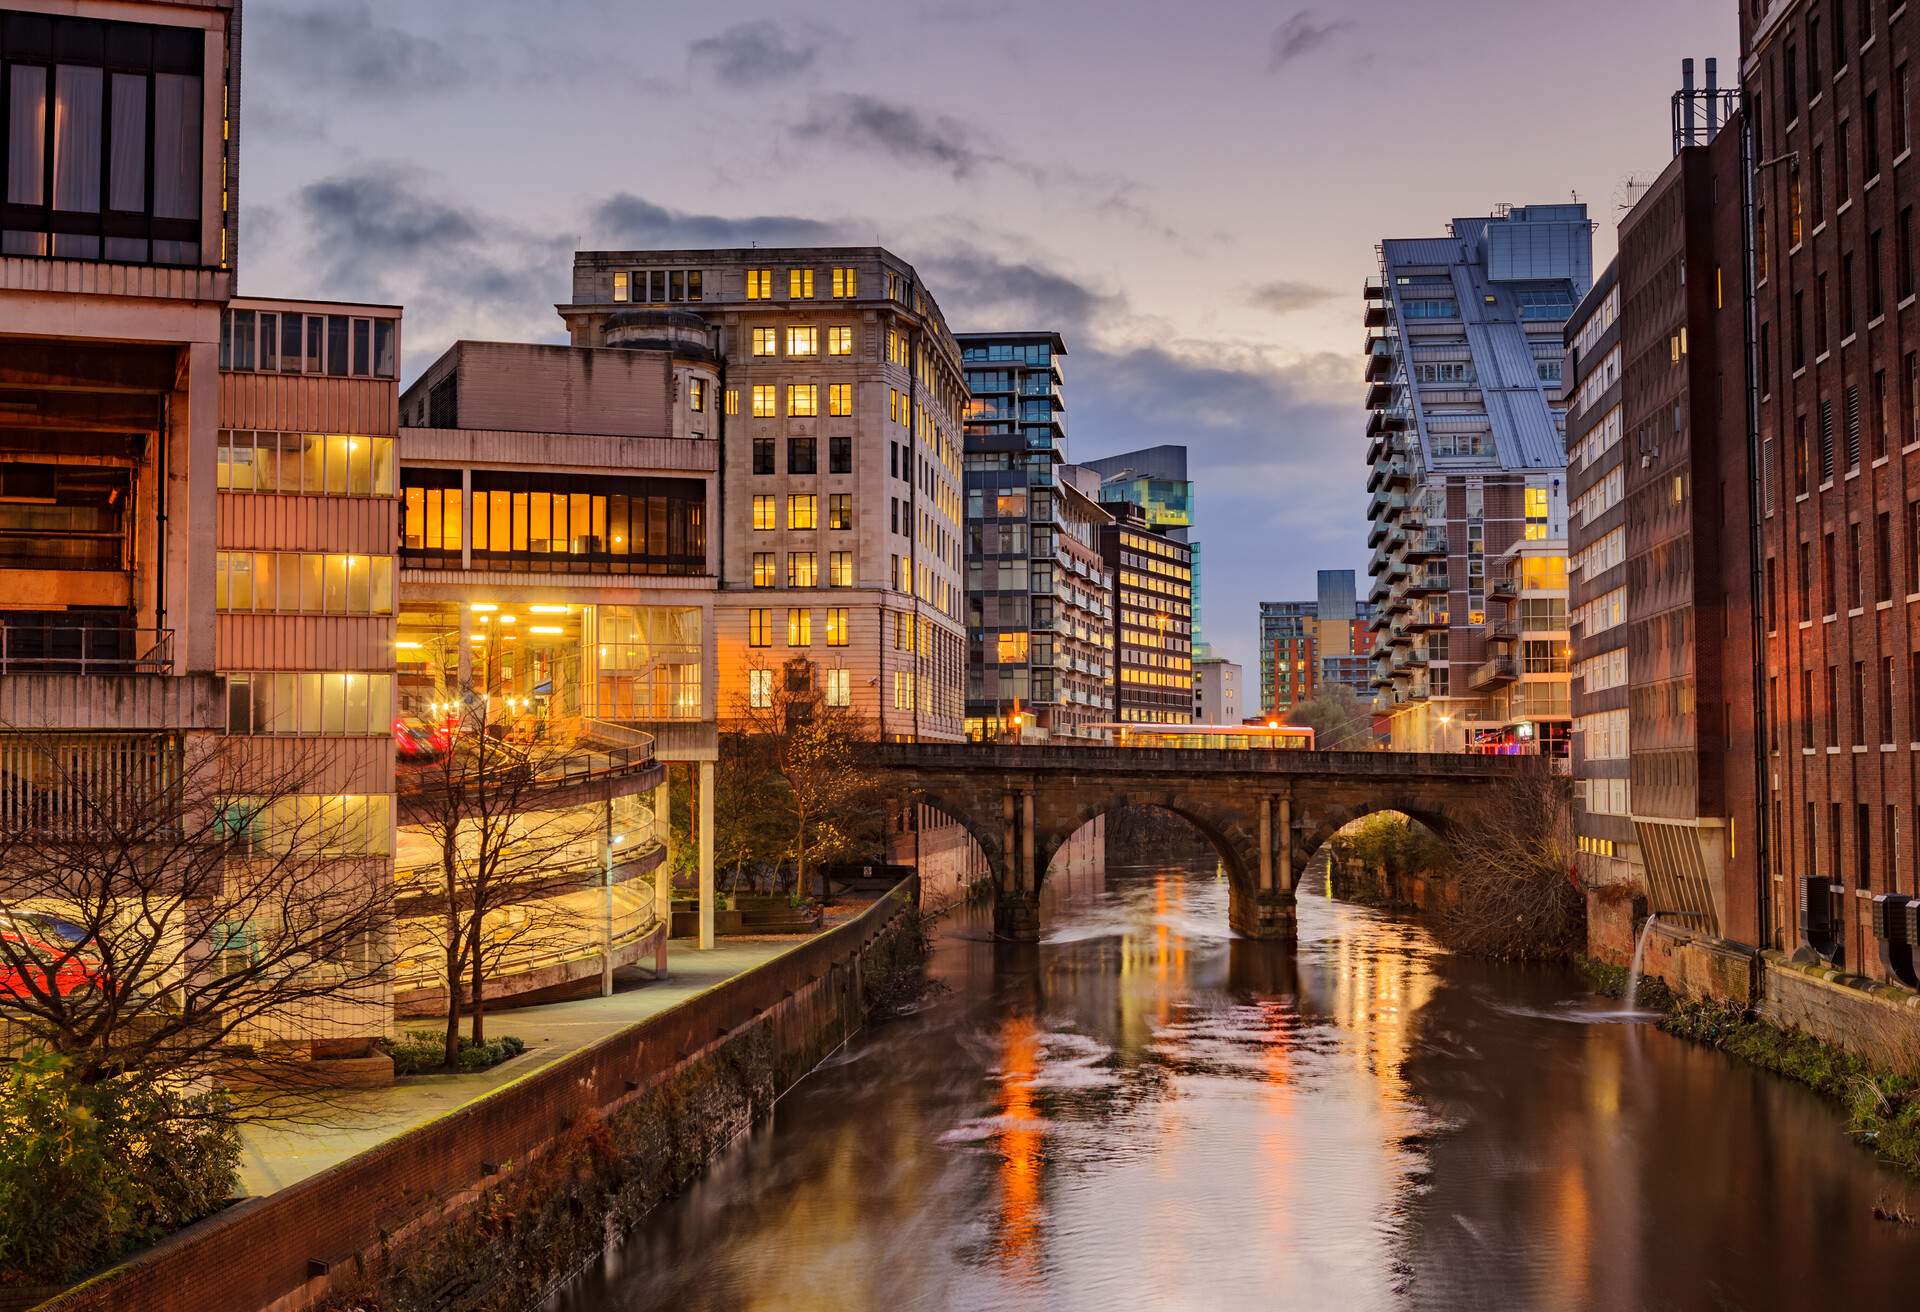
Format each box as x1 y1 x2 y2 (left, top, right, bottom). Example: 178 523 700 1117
221 672 394 736
831 266 857 298
830 550 853 587
828 325 853 356
689 378 705 412
748 608 771 647
788 551 818 587
825 667 851 706
749 667 773 708
788 493 817 529
613 271 629 302
826 607 848 646
752 495 775 530
752 328 777 356
889 389 900 423
788 384 818 417
752 552 775 587
788 608 812 647
828 383 853 417
213 552 394 615
829 493 853 529
997 632 1029 663
789 268 815 299
725 388 740 416
752 385 776 417
745 268 772 300
787 326 818 356
1524 486 1551 541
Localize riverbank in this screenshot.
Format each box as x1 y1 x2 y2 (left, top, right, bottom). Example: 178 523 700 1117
1581 956 1920 1177
34 881 924 1312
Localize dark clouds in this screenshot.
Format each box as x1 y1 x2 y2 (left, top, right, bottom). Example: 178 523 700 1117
1268 10 1354 71
791 94 990 179
688 19 829 83
1245 279 1338 314
588 194 852 248
249 2 475 95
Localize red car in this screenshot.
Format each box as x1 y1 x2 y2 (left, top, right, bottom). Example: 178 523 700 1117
0 910 104 999
393 715 452 763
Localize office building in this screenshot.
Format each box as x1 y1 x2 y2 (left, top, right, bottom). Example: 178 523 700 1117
1082 444 1209 656
957 332 1115 741
561 248 968 743
1746 0 1920 975
1194 655 1243 723
1099 503 1193 723
1257 571 1375 714
1364 204 1589 751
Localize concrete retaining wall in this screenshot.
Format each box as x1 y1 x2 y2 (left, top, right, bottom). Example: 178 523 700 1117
35 879 919 1312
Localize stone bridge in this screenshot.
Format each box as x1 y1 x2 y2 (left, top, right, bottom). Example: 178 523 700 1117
868 743 1538 942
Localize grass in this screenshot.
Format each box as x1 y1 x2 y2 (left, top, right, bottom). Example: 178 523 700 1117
383 1029 527 1077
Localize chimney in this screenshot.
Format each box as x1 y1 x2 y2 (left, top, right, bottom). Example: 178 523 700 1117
1681 58 1696 147
1706 57 1720 135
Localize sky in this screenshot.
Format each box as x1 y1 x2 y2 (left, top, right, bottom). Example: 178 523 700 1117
238 0 1739 672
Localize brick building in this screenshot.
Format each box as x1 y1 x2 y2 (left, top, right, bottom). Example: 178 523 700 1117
1745 0 1920 977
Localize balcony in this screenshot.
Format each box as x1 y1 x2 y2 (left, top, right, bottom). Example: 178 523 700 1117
1488 578 1518 602
0 623 171 676
1366 457 1411 494
1365 378 1397 410
1367 518 1388 550
1365 335 1398 381
1404 531 1449 562
1384 557 1409 583
1365 299 1391 329
1470 656 1518 691
1407 607 1450 633
1384 588 1411 616
1386 622 1412 648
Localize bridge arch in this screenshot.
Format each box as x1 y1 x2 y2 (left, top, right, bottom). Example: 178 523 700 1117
1035 794 1253 892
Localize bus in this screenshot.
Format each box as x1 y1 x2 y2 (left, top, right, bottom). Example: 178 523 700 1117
1088 722 1316 751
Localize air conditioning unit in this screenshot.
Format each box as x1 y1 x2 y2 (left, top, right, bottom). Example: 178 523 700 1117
1873 893 1918 988
1797 874 1842 966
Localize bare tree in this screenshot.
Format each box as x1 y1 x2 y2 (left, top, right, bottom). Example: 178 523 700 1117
730 657 880 901
397 684 656 1067
1432 763 1583 960
0 731 394 1112
1288 685 1380 750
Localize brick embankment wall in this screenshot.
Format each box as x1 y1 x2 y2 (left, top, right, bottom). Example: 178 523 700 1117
34 879 923 1312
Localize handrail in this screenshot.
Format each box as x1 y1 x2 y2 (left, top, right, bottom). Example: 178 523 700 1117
0 624 172 676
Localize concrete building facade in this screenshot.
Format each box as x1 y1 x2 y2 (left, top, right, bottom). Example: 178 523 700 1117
1363 204 1588 752
560 248 967 743
1193 655 1243 723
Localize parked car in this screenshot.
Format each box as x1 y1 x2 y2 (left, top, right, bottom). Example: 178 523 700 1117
393 714 451 763
0 909 103 999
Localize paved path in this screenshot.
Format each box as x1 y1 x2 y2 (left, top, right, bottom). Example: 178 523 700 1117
237 935 807 1197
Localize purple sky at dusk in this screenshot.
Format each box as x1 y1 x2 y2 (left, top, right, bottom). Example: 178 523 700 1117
239 0 1738 671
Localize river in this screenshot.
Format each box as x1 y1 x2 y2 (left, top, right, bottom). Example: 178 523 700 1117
552 863 1920 1311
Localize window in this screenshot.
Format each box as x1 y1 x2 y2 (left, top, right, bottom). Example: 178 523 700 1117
748 608 771 647
1815 272 1829 355
829 435 852 474
1842 251 1856 335
1798 540 1813 621
788 493 816 529
1868 90 1883 177
825 667 851 707
789 269 816 299
829 550 853 587
752 328 777 356
219 432 397 497
1899 65 1913 158
220 309 395 379
613 271 629 302
752 385 777 418
745 268 772 300
829 493 853 529
1813 145 1827 226
1874 370 1889 459
1828 665 1841 743
442 469 707 575
787 326 818 356
1903 208 1917 302
1824 530 1838 614
397 478 463 565
1884 654 1897 744
752 438 775 475
690 378 705 412
1845 384 1861 469
753 552 775 588
752 494 775 531
787 608 811 647
788 384 818 417
828 326 853 356
213 552 395 616
1819 399 1835 481
787 551 817 587
789 437 817 474
222 672 393 736
831 266 857 298
725 387 740 416
749 667 773 708
828 383 853 417
1879 512 1893 601
893 670 914 710
1803 669 1817 747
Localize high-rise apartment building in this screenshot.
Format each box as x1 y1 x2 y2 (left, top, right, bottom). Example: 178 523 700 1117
561 249 968 742
1257 571 1375 714
1099 504 1193 723
1565 260 1642 914
1082 444 1208 655
1364 204 1588 751
1746 0 1920 976
957 332 1115 741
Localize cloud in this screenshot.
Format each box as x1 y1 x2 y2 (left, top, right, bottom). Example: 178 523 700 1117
1268 10 1354 71
1244 279 1337 314
791 94 993 179
248 1 475 95
688 19 829 84
911 245 1120 332
587 194 853 248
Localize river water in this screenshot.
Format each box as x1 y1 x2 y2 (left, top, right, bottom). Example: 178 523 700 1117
553 863 1920 1312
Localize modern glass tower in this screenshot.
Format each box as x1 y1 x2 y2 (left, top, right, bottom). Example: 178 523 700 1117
1080 445 1207 656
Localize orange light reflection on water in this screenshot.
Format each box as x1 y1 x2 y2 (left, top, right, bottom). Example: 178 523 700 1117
993 1013 1044 1278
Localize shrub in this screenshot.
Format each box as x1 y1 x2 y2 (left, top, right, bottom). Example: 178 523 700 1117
385 1029 526 1077
0 1050 239 1287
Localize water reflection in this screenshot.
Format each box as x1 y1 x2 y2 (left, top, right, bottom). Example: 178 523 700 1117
552 864 1920 1312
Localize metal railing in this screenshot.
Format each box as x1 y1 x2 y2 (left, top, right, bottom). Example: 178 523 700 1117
0 624 172 676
